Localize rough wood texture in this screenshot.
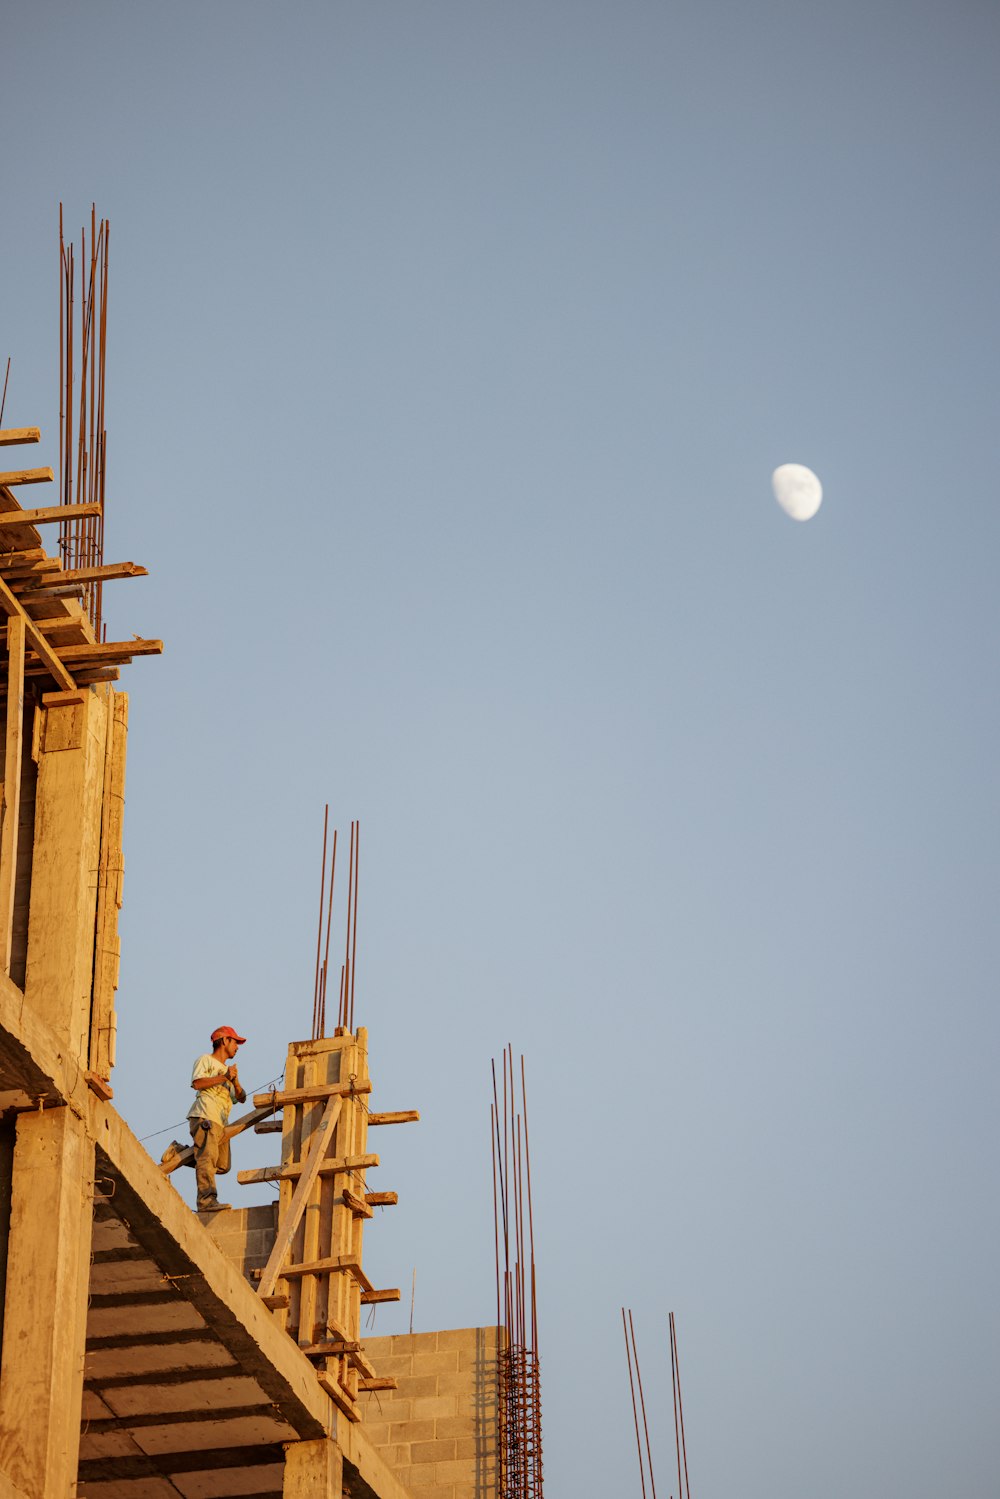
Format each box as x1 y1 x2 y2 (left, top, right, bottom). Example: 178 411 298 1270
0 573 75 691
0 468 53 487
90 690 128 1079
0 1108 96 1498
252 1079 373 1108
0 428 40 448
236 1151 378 1186
0 502 101 529
256 1096 343 1300
0 619 25 973
366 1111 419 1126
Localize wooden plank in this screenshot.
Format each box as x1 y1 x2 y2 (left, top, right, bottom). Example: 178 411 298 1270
25 639 162 667
0 573 75 690
315 1372 360 1423
251 1079 373 1108
30 562 147 587
236 1151 377 1186
0 550 43 567
359 1288 400 1305
366 1110 420 1126
159 1102 279 1175
358 1377 397 1392
90 691 128 1079
364 1192 398 1207
0 616 25 972
299 1341 361 1357
254 1118 283 1133
277 1255 373 1291
0 503 100 529
256 1096 343 1301
0 428 40 447
342 1188 372 1219
0 468 53 487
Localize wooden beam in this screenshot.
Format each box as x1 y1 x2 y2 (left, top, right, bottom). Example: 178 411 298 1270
160 1102 279 1175
25 639 161 668
254 1118 283 1133
0 616 25 973
358 1377 398 1392
237 1151 377 1186
299 1341 361 1357
359 1288 400 1305
0 549 43 566
276 1254 373 1291
256 1096 343 1300
366 1110 420 1126
342 1188 373 1219
0 503 101 529
251 1079 373 1109
315 1373 360 1424
364 1192 398 1207
0 429 40 447
0 573 75 690
0 468 53 487
22 562 147 590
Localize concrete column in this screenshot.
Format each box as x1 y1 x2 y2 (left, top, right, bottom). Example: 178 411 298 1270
283 1438 344 1497
0 1107 95 1499
24 688 109 1056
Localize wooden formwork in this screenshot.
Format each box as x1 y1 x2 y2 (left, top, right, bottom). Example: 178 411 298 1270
243 1027 413 1424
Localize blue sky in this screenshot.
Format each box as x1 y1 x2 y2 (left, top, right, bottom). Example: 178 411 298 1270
4 3 999 1494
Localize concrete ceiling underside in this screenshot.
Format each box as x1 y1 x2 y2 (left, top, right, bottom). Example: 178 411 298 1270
79 1207 298 1499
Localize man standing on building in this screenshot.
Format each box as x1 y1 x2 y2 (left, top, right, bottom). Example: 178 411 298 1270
187 1025 247 1212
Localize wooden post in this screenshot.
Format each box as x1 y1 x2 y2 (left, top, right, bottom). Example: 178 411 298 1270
282 1438 343 1497
90 690 128 1079
0 1106 95 1499
0 617 25 974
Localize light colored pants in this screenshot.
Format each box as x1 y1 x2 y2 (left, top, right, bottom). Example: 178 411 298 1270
189 1119 231 1209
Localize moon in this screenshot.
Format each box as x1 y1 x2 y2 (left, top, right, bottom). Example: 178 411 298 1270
772 463 823 522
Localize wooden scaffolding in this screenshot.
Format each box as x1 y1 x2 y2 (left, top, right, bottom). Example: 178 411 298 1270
242 1027 417 1423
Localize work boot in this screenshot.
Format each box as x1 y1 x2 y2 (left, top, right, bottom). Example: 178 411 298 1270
160 1140 187 1171
198 1200 232 1213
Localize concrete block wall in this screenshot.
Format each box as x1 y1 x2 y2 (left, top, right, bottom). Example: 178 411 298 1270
358 1327 498 1498
203 1203 277 1285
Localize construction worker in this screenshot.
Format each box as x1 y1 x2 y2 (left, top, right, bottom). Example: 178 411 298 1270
186 1025 247 1212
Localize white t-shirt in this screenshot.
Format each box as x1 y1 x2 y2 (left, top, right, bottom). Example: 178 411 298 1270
187 1054 237 1127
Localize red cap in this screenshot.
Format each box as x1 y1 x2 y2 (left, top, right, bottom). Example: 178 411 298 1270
211 1025 246 1044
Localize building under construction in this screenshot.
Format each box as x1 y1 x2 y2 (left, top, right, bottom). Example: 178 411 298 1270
0 219 543 1499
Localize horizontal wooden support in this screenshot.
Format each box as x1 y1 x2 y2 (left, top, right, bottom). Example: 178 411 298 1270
0 548 43 566
85 1072 114 1101
252 1079 373 1109
277 1255 373 1293
23 562 147 589
0 428 40 447
342 1188 372 1219
367 1110 419 1126
317 1372 360 1423
159 1102 279 1175
236 1152 378 1186
359 1377 397 1392
0 502 101 529
360 1288 400 1305
261 1293 289 1311
254 1118 283 1134
27 635 163 665
301 1340 361 1357
0 467 53 486
364 1192 398 1207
